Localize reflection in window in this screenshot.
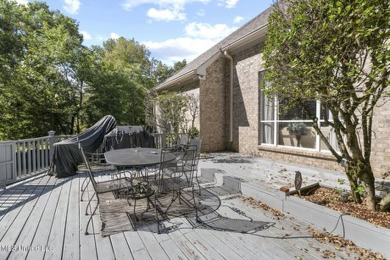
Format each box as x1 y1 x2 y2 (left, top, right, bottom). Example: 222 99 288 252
259 74 338 151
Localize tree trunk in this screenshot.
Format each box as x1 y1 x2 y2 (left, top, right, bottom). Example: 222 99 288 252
360 167 376 211
347 160 376 211
379 194 390 212
345 170 362 203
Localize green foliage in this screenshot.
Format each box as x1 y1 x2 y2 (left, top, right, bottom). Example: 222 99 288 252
337 178 346 186
152 59 187 84
263 0 389 209
83 38 155 127
188 127 200 138
0 2 172 139
0 0 84 139
146 91 190 144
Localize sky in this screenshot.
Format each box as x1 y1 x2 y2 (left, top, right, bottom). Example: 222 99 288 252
15 0 275 66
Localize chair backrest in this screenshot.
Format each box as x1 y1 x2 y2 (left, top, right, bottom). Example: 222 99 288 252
189 137 202 156
182 145 197 168
78 143 98 192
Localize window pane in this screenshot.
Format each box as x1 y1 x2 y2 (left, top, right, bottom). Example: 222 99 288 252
320 102 332 120
319 122 339 151
260 92 274 121
279 100 316 120
278 122 316 148
261 122 274 144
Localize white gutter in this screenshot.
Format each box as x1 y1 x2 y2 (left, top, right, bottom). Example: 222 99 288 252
220 23 268 52
223 51 234 143
154 70 196 92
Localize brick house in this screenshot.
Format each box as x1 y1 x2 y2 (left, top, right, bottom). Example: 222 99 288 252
153 5 390 178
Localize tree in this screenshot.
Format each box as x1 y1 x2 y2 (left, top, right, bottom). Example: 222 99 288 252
83 38 155 126
146 90 190 144
263 0 390 210
0 0 84 139
152 59 187 84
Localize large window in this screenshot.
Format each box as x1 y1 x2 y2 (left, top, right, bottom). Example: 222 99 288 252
259 74 338 151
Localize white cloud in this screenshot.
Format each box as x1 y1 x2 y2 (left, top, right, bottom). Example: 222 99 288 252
218 0 239 8
185 22 238 40
110 33 120 39
233 16 243 24
144 22 237 65
147 7 186 21
143 37 216 65
63 0 80 14
122 0 210 21
225 0 239 8
122 0 210 11
80 30 91 40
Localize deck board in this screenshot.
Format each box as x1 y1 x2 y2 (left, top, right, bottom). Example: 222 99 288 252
110 233 133 260
6 176 54 260
44 176 72 260
123 231 151 259
0 176 51 259
62 175 80 260
0 170 361 260
26 177 65 260
79 176 98 260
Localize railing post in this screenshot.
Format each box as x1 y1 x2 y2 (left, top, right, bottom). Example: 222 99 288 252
48 131 56 163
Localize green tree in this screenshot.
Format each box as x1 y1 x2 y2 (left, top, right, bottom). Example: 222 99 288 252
152 59 187 84
263 0 390 210
146 90 190 144
0 0 84 139
83 38 155 126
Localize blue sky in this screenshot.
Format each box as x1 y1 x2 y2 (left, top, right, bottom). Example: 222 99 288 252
15 0 275 65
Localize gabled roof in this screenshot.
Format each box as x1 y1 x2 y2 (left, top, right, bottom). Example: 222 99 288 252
154 4 275 91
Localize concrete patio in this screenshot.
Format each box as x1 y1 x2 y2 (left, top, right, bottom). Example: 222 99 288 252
0 152 385 259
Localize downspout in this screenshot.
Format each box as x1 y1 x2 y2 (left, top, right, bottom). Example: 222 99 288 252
224 51 234 143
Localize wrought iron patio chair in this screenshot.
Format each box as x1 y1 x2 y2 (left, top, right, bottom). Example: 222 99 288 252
157 145 198 220
79 143 134 235
80 151 114 201
189 137 202 194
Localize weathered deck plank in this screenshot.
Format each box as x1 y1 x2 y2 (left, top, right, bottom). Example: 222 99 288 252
62 175 80 260
26 177 67 259
79 176 98 260
0 175 52 259
138 231 170 260
124 231 151 259
168 230 207 260
0 169 360 260
110 233 133 260
44 176 73 260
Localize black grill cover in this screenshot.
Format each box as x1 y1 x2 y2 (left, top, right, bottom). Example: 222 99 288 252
48 115 117 178
103 126 155 150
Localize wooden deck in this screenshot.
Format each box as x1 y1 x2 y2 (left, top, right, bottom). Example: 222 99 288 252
0 172 360 260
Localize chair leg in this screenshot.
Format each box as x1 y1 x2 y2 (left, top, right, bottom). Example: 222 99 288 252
85 198 99 235
155 195 160 234
80 178 90 201
133 199 138 221
85 192 96 215
191 183 199 222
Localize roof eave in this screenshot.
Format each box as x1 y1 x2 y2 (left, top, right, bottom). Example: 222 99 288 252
154 70 196 92
220 23 268 52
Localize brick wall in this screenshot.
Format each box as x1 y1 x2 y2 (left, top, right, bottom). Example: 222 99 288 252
200 58 226 152
227 42 389 178
167 43 389 178
230 43 264 153
371 99 390 178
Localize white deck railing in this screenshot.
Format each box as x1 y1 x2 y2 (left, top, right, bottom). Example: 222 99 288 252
0 131 183 188
0 131 71 187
